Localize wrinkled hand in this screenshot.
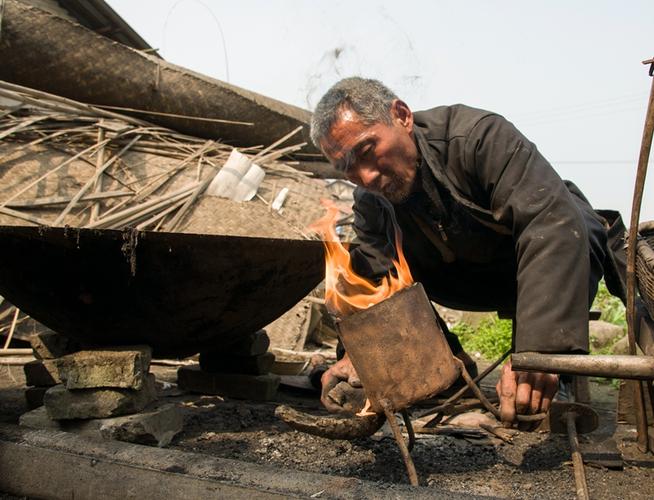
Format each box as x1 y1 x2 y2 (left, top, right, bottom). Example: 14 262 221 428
495 358 558 428
320 353 362 413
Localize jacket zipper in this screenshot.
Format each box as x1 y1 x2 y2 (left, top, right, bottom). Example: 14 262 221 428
436 221 448 241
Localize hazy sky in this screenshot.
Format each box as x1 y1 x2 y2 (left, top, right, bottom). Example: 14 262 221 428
108 0 654 221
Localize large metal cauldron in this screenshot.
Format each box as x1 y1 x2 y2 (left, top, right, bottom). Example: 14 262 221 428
0 226 324 357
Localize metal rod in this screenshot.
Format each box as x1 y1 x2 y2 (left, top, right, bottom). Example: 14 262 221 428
401 409 415 453
380 400 418 487
512 353 654 380
625 57 654 452
566 412 590 500
417 349 511 420
456 359 546 424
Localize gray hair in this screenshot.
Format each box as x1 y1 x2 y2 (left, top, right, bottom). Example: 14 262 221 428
310 77 398 148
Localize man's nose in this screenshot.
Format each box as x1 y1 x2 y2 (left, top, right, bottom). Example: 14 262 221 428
354 164 380 188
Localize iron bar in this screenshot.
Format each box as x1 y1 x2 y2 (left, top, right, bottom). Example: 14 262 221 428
566 412 590 500
512 353 654 380
380 400 418 487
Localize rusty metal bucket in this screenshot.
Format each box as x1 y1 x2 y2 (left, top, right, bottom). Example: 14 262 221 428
337 282 460 413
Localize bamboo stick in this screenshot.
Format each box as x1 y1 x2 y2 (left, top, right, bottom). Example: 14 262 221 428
6 190 133 209
2 308 20 349
0 115 51 141
0 348 32 356
103 190 193 229
251 125 303 162
90 128 106 223
0 206 50 225
163 164 220 231
257 142 307 164
86 183 198 229
95 104 254 126
0 81 149 126
0 357 34 366
136 197 188 230
53 135 141 225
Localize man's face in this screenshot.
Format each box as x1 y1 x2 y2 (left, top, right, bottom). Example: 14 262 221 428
319 100 419 204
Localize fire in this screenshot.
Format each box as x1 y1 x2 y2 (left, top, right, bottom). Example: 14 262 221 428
309 200 413 317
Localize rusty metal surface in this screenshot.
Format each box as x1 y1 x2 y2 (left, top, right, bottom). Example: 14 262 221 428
0 225 324 357
512 353 654 380
548 402 599 435
337 283 460 413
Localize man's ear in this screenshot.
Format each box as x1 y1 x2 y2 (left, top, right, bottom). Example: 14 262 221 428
390 99 413 131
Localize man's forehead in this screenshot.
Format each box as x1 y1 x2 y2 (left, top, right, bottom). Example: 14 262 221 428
321 111 374 158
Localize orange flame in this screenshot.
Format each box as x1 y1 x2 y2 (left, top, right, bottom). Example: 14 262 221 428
309 200 414 317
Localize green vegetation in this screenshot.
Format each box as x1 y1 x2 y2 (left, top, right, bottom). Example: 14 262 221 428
591 280 626 328
451 315 513 360
452 280 626 361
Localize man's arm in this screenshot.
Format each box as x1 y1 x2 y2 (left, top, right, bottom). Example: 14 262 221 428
465 114 592 353
465 114 593 424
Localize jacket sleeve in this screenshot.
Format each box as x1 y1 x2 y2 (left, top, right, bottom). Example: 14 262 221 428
464 114 591 353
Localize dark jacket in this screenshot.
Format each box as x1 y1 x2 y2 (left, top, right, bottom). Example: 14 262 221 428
350 104 622 354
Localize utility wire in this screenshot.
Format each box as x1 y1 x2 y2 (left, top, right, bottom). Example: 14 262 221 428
162 0 230 82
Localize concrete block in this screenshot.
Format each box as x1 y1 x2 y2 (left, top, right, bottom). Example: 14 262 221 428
225 330 270 356
199 351 275 375
20 404 183 447
177 365 279 401
55 346 152 390
44 374 157 420
29 330 80 359
23 359 62 387
24 386 48 410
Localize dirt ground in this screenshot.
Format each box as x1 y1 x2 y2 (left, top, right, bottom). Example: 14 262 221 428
2 360 654 499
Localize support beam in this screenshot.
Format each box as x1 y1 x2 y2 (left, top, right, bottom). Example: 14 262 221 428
512 353 654 380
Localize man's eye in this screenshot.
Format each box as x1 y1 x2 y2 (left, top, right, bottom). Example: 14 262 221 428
360 145 374 158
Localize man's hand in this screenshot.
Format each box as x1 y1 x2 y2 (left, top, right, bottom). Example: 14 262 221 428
320 353 362 413
495 358 558 428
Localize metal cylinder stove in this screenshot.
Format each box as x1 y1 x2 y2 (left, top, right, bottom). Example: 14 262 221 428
336 282 461 413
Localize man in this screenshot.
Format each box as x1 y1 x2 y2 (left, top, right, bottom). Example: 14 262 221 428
310 77 626 426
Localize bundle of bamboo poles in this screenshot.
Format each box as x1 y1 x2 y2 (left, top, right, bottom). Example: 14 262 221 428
0 79 311 232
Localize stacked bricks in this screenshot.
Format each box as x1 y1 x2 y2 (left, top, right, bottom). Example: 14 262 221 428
24 330 79 410
25 331 156 419
177 329 280 401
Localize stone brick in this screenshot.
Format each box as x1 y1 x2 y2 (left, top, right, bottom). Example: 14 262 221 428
44 374 157 420
589 320 624 349
29 330 80 359
20 404 182 447
24 386 48 410
225 330 270 356
98 404 183 447
23 359 62 387
177 365 279 401
55 346 152 390
199 351 275 375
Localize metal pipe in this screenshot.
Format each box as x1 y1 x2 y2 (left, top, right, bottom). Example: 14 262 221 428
566 412 590 500
512 353 654 379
